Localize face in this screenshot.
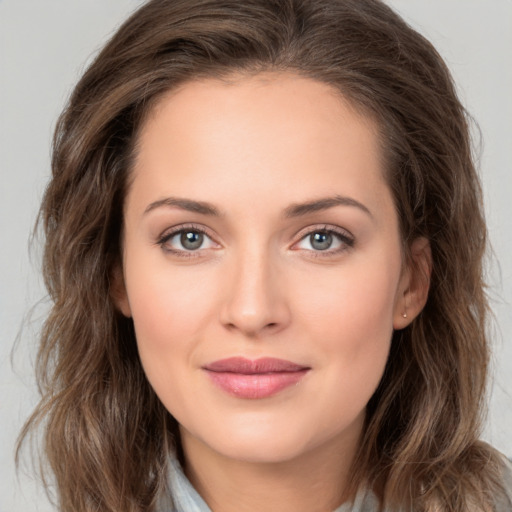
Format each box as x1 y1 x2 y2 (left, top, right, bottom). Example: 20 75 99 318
117 73 421 466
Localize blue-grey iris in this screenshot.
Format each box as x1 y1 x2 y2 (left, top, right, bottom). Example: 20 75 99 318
181 231 203 250
310 232 332 250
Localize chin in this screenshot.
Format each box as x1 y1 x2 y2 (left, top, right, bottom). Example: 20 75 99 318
207 431 314 464
181 410 360 466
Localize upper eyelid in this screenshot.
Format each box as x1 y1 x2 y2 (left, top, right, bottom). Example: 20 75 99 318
293 224 354 242
158 223 217 242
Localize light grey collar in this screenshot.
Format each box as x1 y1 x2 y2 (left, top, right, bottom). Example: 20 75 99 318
159 454 379 512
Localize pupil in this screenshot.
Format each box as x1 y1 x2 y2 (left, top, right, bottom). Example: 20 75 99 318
311 232 332 250
181 231 203 250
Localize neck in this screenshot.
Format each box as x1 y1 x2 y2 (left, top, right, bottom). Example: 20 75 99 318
179 417 363 512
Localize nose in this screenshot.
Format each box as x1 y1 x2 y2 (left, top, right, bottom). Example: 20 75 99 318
219 245 291 338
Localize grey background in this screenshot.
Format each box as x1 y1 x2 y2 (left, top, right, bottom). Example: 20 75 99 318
1 1 510 511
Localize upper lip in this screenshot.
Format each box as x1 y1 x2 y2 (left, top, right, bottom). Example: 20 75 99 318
203 357 309 374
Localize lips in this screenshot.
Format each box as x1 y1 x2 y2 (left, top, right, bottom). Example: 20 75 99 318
203 357 310 399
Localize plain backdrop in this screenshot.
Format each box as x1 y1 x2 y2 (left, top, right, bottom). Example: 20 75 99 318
1 1 510 511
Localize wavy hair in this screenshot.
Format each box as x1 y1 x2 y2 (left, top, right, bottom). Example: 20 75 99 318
18 0 508 510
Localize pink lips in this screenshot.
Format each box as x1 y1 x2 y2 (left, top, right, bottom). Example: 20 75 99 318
203 357 310 399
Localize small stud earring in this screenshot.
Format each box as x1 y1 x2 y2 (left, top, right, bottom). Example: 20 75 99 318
402 293 408 319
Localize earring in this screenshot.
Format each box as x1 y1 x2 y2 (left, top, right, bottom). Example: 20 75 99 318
402 292 408 318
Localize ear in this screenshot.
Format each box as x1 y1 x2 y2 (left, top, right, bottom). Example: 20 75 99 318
393 237 432 330
110 263 132 318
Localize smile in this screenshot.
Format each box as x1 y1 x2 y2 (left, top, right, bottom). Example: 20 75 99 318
203 357 310 399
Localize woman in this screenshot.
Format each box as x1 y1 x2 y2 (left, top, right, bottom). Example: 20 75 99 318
18 0 512 510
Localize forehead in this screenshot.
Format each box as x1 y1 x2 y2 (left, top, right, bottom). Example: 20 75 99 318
128 72 391 220
137 71 383 162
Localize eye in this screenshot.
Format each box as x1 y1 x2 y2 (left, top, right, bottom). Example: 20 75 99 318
157 225 218 255
293 227 354 254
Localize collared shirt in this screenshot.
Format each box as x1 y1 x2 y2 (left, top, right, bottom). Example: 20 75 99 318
159 456 378 512
158 454 512 512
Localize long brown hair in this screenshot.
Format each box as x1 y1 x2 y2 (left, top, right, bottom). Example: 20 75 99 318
18 0 509 510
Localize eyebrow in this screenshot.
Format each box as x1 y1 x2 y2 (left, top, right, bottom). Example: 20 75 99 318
144 197 221 216
143 194 372 219
284 195 373 219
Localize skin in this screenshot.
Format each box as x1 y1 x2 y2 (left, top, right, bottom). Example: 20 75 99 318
115 73 430 512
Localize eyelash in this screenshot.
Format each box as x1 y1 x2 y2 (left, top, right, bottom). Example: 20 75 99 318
156 223 355 259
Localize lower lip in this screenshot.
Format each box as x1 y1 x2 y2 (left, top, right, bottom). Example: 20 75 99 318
205 370 309 399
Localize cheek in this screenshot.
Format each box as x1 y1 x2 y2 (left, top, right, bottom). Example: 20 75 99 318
295 255 399 365
291 261 398 429
123 257 220 375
